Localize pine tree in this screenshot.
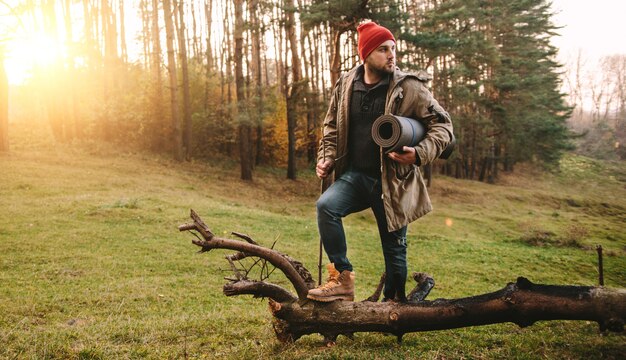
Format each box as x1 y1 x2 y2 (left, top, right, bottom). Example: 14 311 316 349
407 0 572 178
487 0 573 168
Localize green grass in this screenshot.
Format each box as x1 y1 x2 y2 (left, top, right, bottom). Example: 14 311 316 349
1 123 625 359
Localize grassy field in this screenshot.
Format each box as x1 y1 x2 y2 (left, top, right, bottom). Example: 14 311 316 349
1 123 625 359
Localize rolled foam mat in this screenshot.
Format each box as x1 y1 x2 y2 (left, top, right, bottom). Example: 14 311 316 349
371 114 426 154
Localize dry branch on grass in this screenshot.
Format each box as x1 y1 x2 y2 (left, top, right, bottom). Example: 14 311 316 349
179 210 626 344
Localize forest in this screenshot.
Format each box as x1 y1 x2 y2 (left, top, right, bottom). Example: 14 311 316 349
0 0 624 181
1 1 626 358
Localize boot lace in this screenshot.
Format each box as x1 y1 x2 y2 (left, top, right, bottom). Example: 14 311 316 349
317 274 340 291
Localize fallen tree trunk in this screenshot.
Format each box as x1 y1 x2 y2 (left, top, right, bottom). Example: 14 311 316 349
268 278 626 343
179 210 626 344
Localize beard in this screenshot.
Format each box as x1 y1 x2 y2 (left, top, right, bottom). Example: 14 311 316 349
366 58 395 77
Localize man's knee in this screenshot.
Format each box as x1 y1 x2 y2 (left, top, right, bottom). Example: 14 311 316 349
316 196 330 214
317 190 341 216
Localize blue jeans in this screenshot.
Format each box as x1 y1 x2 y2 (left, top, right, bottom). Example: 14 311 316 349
316 170 408 299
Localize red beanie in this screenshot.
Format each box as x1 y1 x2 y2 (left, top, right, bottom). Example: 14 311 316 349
357 22 395 61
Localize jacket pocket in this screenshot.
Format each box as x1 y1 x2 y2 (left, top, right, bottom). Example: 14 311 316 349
394 162 416 181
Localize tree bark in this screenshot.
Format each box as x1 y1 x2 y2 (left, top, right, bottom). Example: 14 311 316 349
163 0 183 161
119 0 128 63
247 0 264 166
62 0 77 142
150 0 165 150
329 29 343 87
233 0 253 180
268 279 626 343
204 0 214 112
285 0 302 180
0 54 8 152
101 0 117 142
176 0 193 160
302 31 319 164
179 211 626 344
140 0 149 67
42 0 65 142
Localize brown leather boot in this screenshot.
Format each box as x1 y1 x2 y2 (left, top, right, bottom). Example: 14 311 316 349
307 263 355 302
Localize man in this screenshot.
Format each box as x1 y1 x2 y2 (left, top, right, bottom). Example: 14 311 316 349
307 22 454 303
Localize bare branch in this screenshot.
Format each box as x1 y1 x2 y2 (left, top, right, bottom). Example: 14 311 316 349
225 251 248 262
183 211 312 300
231 231 258 245
225 254 246 281
407 272 435 303
223 280 297 303
178 209 215 241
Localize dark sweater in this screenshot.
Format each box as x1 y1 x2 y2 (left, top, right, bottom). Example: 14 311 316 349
348 69 390 177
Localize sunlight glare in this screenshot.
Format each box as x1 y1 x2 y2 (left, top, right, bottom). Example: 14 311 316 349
5 31 65 85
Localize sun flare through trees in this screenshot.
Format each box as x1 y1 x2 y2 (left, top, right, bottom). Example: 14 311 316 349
1 0 597 180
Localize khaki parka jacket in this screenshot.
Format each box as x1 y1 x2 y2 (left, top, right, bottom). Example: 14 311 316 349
318 65 454 232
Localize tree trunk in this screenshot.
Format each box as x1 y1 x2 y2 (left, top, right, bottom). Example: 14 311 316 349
101 0 119 141
140 0 149 67
272 2 285 98
62 0 77 142
42 0 64 142
179 211 626 345
151 0 165 150
493 142 500 180
478 156 487 182
119 0 128 63
82 0 93 51
204 0 214 112
267 278 626 343
329 29 343 87
233 0 252 180
218 0 232 156
190 1 200 60
248 0 264 166
302 31 318 164
285 0 302 180
0 55 8 152
176 0 193 160
163 0 183 161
